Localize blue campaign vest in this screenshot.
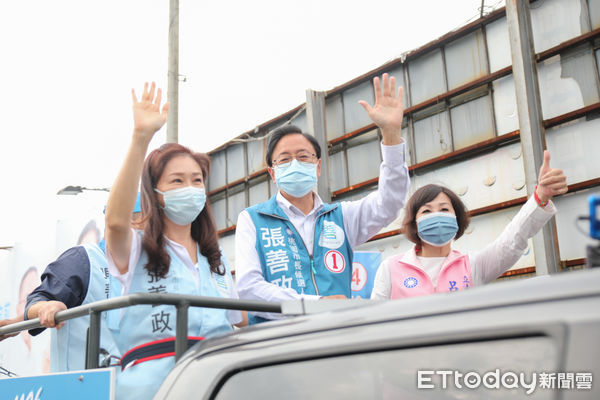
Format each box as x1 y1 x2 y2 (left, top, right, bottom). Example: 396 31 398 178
111 238 234 400
49 244 122 372
246 195 353 324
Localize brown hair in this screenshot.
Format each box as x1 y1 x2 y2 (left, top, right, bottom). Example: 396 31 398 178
140 143 224 278
402 184 470 246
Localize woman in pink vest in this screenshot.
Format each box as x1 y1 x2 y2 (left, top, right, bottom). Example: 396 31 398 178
371 150 568 299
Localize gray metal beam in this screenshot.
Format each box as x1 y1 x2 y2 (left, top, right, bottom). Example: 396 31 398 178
0 294 284 370
86 311 101 369
0 294 283 337
506 0 560 275
175 302 189 361
306 89 331 202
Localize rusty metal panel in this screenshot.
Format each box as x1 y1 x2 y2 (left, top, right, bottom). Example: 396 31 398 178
328 149 347 192
413 110 452 162
486 16 512 73
546 116 600 185
347 130 381 186
325 94 344 141
247 137 266 175
410 142 526 211
445 30 488 90
342 80 375 133
537 45 599 119
561 44 600 105
208 150 226 190
227 184 246 227
226 143 245 184
408 49 446 105
249 178 269 207
590 0 600 29
386 65 409 108
530 0 588 53
211 195 227 231
290 109 308 133
492 74 519 135
450 95 494 150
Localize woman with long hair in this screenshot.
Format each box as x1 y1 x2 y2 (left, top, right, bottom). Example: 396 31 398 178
105 82 243 399
371 151 568 299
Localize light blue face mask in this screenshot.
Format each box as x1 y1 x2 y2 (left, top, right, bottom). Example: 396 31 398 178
416 212 458 247
154 186 206 226
273 159 318 198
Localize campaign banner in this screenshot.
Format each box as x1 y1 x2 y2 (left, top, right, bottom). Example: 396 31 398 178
351 251 382 299
0 368 115 400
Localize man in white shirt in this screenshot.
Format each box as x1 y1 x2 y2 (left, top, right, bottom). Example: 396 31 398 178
235 73 411 323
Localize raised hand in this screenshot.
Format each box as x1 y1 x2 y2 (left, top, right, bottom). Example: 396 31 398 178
536 150 568 203
132 82 169 141
359 73 404 145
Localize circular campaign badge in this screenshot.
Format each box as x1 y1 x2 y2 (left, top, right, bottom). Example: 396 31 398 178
324 250 346 273
403 277 418 288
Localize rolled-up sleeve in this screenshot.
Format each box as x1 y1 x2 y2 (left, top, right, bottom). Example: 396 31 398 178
470 196 557 284
341 142 410 247
25 246 91 335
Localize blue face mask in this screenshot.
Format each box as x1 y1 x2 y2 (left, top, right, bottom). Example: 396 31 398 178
416 212 458 247
154 186 206 226
273 159 318 198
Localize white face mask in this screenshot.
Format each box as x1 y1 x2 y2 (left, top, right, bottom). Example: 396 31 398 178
154 186 206 225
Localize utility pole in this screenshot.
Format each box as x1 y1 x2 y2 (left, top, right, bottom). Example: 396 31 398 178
167 0 179 143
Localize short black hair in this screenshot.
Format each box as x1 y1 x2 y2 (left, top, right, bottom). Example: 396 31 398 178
265 125 321 167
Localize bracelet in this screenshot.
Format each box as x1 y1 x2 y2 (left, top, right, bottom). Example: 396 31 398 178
534 185 548 207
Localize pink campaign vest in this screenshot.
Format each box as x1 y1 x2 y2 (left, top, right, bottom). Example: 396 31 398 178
389 248 472 299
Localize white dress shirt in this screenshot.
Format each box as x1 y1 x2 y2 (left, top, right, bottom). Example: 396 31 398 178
235 142 410 319
370 196 557 299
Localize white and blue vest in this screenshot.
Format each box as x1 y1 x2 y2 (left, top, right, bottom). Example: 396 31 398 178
50 244 121 372
111 240 234 400
246 196 353 324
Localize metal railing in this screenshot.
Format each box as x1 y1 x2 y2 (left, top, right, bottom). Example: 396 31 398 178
0 293 282 369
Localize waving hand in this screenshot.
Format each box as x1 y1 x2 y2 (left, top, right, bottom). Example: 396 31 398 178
132 82 169 141
359 73 404 145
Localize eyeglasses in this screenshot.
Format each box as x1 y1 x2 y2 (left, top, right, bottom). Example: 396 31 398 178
272 151 317 166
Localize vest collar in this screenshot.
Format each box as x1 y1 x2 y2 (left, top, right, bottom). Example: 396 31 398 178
400 246 464 269
258 194 338 220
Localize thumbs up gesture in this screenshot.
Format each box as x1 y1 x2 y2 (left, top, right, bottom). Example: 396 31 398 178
536 150 568 204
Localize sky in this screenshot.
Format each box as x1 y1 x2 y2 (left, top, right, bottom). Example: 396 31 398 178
0 0 503 247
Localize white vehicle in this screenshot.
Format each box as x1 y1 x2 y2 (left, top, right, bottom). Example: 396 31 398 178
156 268 600 399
